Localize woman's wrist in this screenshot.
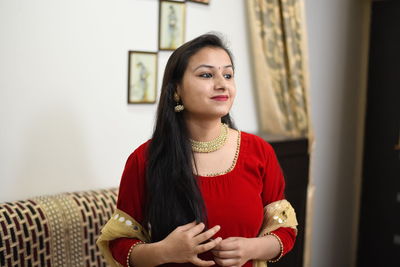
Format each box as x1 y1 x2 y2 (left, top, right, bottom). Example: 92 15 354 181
265 233 284 263
128 241 169 267
127 241 145 267
152 240 171 265
246 235 282 262
246 237 265 260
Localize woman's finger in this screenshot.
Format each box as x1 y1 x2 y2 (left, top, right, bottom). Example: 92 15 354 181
213 257 240 267
214 238 238 251
195 237 222 254
212 249 238 259
193 225 221 243
176 221 197 232
186 222 206 236
191 257 216 267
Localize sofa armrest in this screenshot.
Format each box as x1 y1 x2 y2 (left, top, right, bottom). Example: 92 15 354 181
0 188 118 267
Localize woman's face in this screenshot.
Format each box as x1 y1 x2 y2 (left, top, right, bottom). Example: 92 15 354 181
177 47 236 121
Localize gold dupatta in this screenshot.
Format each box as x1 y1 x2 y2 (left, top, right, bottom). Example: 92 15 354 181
97 200 297 267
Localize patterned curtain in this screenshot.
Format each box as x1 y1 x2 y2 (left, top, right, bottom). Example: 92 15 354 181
247 0 310 137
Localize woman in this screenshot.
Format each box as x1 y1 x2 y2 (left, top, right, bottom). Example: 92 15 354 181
97 33 298 267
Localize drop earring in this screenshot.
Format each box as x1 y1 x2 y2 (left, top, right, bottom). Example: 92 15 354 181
174 92 184 112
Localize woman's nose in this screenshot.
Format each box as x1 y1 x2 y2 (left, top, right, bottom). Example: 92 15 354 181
214 74 227 90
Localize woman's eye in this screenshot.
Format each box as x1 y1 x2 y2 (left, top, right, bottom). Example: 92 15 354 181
224 73 233 79
199 73 212 78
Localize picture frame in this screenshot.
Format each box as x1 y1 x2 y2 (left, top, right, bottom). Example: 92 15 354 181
127 51 158 104
187 0 210 4
159 0 186 51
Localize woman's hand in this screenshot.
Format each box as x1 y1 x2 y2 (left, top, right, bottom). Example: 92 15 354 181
212 237 252 267
159 221 222 266
212 235 282 267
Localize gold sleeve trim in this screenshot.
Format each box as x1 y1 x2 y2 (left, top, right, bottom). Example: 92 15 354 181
96 209 150 267
266 232 284 263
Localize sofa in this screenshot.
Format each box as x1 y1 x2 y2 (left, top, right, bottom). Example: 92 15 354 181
0 188 118 267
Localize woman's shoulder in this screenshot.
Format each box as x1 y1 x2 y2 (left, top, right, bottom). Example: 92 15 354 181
134 139 151 155
240 131 273 151
126 139 151 163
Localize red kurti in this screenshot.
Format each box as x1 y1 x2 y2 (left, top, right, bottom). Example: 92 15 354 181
109 131 296 266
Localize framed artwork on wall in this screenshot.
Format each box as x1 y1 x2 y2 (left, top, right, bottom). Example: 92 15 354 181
187 0 210 4
127 51 158 104
159 0 186 51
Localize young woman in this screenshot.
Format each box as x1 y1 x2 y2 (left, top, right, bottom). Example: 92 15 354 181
97 33 298 267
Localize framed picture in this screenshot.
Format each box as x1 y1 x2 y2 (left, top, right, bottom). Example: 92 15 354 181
187 0 210 4
127 51 158 104
159 0 186 51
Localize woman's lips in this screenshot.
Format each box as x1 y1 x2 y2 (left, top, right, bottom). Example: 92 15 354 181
211 95 229 101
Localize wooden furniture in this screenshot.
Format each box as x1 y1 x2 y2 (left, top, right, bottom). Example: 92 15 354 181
260 134 309 267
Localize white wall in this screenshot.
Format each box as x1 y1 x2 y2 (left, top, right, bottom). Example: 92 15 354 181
0 0 370 266
305 0 370 266
0 0 257 202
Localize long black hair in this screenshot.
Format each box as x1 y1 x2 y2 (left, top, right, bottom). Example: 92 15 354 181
145 33 236 242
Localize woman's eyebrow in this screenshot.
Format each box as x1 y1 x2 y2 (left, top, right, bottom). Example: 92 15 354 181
193 64 233 71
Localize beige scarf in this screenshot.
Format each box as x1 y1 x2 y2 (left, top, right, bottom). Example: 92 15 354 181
97 199 297 267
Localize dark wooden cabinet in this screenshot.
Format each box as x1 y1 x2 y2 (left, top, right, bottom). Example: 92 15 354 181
259 134 310 267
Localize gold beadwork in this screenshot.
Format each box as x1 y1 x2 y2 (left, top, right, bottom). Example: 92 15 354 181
190 123 228 153
266 232 284 263
173 92 184 112
126 241 146 267
198 130 241 177
174 104 184 112
173 92 180 102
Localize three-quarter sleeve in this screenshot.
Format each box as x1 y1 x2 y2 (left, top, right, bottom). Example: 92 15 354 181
109 142 149 266
260 141 297 258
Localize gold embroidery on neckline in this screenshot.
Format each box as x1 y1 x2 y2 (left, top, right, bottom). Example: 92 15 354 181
197 130 241 177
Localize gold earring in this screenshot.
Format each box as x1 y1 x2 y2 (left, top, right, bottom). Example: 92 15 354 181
173 92 180 102
173 92 184 112
175 104 184 112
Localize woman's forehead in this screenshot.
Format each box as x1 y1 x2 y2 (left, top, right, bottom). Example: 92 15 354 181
187 47 232 69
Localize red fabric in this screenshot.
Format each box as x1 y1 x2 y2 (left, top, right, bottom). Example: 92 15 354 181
110 132 296 267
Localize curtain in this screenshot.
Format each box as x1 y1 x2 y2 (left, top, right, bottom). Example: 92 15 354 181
247 0 310 137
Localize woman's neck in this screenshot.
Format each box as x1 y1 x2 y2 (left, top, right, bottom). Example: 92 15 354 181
185 118 222 142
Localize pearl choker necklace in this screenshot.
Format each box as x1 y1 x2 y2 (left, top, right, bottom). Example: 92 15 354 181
190 123 228 153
